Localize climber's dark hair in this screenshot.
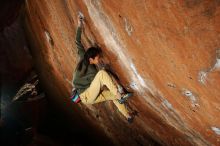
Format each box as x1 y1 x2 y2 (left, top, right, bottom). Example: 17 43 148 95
77 47 102 75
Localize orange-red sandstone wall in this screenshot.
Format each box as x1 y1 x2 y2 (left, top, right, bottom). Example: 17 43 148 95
24 0 220 145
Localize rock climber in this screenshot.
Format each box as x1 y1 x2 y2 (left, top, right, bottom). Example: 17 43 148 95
71 14 134 123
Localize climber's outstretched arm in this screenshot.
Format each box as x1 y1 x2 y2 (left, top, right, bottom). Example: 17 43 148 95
75 15 85 58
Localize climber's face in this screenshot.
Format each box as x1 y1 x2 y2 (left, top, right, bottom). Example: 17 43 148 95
89 55 100 65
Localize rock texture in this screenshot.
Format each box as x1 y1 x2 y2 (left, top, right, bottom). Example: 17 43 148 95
24 0 220 145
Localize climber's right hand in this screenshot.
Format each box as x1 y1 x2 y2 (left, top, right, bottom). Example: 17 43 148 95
78 12 84 27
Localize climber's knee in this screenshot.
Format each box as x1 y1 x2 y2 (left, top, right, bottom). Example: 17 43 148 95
96 69 108 78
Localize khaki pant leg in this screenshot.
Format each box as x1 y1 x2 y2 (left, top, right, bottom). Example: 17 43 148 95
93 90 116 103
92 90 130 118
80 70 118 104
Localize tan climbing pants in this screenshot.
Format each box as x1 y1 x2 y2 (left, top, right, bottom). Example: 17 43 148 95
80 70 130 118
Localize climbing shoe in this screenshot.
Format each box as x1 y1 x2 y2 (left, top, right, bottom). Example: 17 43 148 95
127 116 134 124
70 89 81 103
118 92 133 104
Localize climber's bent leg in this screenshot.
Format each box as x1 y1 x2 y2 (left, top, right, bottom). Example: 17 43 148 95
83 89 130 118
80 70 120 104
94 90 130 118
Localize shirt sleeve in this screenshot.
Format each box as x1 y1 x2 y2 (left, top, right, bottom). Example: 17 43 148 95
75 26 85 58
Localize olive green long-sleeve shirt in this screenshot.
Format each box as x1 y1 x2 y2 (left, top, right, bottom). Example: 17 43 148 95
72 27 98 94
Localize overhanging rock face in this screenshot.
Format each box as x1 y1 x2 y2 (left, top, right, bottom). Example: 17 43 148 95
25 0 220 145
